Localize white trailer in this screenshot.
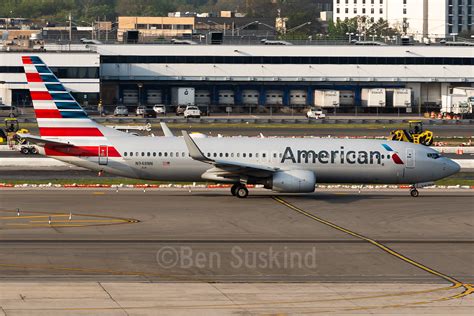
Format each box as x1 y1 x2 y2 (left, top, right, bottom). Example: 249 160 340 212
289 90 307 105
314 90 340 108
171 87 195 106
361 88 386 107
441 94 472 115
452 87 474 97
241 90 259 105
393 88 412 107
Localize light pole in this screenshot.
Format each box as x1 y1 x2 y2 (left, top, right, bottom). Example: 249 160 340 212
137 83 143 107
346 32 354 43
450 32 458 42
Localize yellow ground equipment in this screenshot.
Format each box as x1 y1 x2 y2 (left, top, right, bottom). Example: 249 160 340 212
389 120 433 146
3 118 37 154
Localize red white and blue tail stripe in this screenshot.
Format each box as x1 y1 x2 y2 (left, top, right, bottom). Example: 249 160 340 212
22 56 122 157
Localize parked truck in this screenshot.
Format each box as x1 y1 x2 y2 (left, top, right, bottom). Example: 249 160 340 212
441 94 473 116
393 88 412 107
314 90 340 108
361 88 386 107
171 87 195 106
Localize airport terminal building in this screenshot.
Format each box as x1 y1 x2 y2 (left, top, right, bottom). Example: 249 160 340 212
0 44 473 114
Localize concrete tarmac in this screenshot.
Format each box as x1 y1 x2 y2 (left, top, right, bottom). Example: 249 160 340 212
0 188 472 315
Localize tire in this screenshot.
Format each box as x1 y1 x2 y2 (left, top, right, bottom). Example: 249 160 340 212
236 186 249 198
410 189 419 197
230 184 239 196
29 147 38 155
20 147 30 155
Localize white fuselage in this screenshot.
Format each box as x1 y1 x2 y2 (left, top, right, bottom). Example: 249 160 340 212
45 135 460 185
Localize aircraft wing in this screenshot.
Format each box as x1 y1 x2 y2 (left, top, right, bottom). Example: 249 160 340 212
182 131 278 177
160 122 174 137
17 133 73 147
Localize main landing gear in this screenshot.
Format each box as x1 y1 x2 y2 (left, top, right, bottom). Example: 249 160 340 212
410 185 419 197
231 183 249 198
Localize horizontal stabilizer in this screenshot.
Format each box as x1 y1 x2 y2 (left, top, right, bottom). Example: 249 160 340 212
17 133 73 147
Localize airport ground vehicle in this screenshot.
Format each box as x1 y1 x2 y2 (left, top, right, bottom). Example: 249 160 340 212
153 104 166 115
184 106 201 118
0 105 20 117
19 56 460 199
114 105 129 116
306 108 326 119
136 106 155 117
389 121 434 146
3 118 37 154
176 105 187 116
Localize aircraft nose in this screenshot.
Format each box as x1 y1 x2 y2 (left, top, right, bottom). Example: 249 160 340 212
444 158 461 176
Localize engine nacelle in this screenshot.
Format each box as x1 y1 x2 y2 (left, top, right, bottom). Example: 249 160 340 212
266 170 316 193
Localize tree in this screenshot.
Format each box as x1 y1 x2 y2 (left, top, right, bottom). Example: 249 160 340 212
328 17 401 40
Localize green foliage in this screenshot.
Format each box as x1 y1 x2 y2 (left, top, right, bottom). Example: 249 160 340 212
327 17 401 39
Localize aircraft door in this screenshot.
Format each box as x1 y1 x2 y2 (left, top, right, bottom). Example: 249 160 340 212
405 148 415 168
98 145 108 165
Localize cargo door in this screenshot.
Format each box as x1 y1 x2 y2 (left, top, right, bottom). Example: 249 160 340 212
98 145 108 165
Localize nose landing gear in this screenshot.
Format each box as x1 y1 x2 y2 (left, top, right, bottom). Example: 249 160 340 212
410 185 419 197
231 183 249 198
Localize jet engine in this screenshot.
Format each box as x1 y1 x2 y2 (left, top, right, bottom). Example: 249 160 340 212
264 170 316 193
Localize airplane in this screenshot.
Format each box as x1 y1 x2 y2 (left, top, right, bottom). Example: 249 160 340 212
19 55 460 198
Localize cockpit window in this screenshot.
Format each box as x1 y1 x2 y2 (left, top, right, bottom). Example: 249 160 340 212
427 153 441 159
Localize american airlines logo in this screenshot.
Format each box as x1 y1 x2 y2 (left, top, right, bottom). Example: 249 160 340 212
281 147 384 165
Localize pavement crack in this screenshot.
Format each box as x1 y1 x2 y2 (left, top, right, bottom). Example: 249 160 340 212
98 282 129 316
210 283 252 315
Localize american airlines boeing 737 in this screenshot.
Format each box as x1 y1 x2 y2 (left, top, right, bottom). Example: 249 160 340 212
20 56 460 198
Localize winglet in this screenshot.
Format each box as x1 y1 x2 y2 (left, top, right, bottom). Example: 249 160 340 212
182 130 213 163
160 122 174 137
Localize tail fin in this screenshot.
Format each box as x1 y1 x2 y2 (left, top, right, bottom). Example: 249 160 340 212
21 55 107 139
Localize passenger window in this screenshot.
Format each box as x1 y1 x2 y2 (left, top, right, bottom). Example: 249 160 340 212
124 152 128 157
214 153 217 157
273 153 277 158
176 152 179 157
170 152 173 157
256 153 259 158
136 152 139 157
182 152 185 157
237 153 240 157
147 152 150 157
159 152 162 157
249 153 253 158
141 152 145 157
243 153 246 158
164 152 168 157
225 153 229 157
153 152 156 157
231 153 234 157
219 153 223 157
262 153 266 158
